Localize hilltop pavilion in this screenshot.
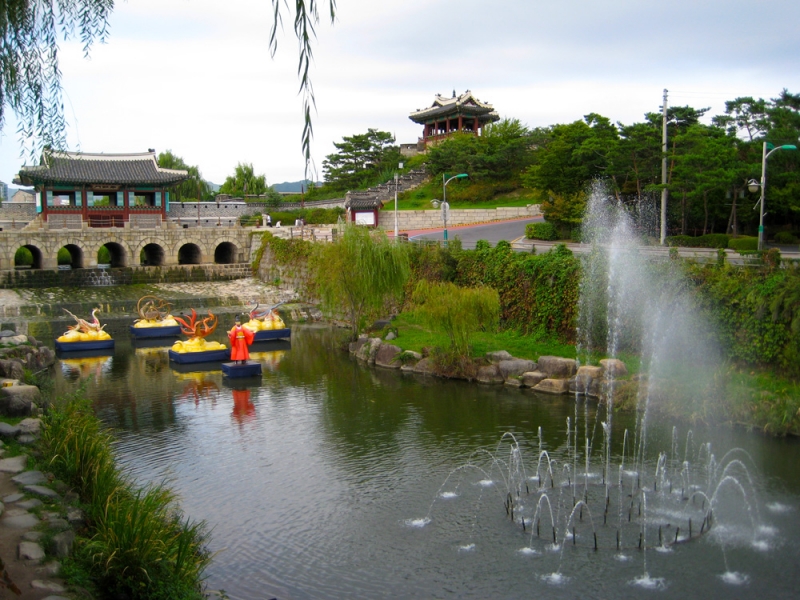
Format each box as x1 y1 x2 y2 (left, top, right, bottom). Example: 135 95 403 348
409 90 500 147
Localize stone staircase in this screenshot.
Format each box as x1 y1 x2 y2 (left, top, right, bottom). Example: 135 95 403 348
347 169 429 207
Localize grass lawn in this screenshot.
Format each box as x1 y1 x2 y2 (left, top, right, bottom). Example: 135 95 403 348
384 182 540 211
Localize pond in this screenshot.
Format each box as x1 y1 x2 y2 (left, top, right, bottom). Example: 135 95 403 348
51 325 800 599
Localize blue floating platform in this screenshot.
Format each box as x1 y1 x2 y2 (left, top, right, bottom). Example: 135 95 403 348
168 348 230 364
222 361 263 378
130 325 182 339
252 328 291 342
55 339 115 352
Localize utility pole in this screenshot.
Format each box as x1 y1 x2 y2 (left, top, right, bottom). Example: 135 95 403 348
660 89 668 245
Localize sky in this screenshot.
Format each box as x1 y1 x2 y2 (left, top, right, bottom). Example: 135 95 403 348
2 0 799 188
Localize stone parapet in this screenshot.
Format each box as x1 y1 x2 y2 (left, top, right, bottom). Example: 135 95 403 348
376 205 541 231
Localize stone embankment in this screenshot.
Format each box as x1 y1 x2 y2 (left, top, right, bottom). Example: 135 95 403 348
349 336 628 396
0 331 55 418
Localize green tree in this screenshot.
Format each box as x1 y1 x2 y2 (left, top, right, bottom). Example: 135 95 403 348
157 150 209 202
311 226 410 340
322 129 401 191
1 0 113 155
219 163 268 198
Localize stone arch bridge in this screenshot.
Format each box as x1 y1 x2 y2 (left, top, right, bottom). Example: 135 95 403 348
0 227 255 271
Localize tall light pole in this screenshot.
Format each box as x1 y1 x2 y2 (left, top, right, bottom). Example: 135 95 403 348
750 142 797 251
442 173 468 247
394 162 403 239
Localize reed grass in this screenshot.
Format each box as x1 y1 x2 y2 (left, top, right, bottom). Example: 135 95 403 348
38 395 211 599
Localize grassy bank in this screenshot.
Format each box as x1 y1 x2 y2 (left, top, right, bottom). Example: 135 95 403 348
37 394 210 599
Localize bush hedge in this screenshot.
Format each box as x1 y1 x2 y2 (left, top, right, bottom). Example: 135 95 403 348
728 236 759 252
526 222 559 241
774 231 798 244
666 234 730 248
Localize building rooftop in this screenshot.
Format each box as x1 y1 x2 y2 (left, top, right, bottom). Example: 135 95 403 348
409 90 500 124
16 150 188 186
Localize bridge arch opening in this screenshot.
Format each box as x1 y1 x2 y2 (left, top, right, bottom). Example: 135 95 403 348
99 242 127 268
14 245 43 270
178 243 202 265
140 243 166 266
58 244 84 269
214 242 238 264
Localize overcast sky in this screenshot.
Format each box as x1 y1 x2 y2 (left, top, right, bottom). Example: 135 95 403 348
2 0 799 188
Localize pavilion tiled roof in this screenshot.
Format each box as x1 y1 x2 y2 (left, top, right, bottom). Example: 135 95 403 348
16 150 188 186
345 192 383 210
409 90 500 124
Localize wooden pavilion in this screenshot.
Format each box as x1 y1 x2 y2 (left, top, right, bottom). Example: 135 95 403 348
409 90 500 147
15 149 188 228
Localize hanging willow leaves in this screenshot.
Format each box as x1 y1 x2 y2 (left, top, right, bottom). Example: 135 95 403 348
1 0 113 157
269 0 337 179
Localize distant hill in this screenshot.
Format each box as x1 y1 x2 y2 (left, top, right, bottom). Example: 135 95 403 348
272 180 321 193
205 181 221 193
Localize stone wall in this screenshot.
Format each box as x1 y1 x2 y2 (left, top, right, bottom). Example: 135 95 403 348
256 244 314 300
0 203 36 231
376 205 541 231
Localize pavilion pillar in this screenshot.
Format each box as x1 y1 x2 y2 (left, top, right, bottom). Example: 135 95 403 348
458 115 463 132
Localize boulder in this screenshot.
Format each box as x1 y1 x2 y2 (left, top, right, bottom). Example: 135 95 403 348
0 359 24 380
0 330 15 338
66 508 85 527
520 371 547 388
498 359 537 380
23 485 61 500
374 344 402 369
30 580 67 593
0 455 27 473
17 418 42 436
12 470 46 486
600 358 628 378
504 378 523 388
385 331 397 341
348 337 369 355
355 337 382 364
412 358 434 375
0 384 40 417
536 356 577 379
4 335 27 346
569 366 604 394
532 378 571 395
476 365 504 385
485 350 513 363
2 510 39 528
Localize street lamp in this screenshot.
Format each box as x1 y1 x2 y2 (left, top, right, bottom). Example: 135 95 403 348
750 142 797 251
442 173 468 246
394 162 403 239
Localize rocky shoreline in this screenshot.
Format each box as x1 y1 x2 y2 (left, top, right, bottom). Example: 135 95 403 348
349 336 629 397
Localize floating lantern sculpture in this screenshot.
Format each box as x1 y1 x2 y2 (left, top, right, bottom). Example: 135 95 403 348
168 309 229 363
243 303 291 341
222 315 262 378
130 295 181 338
55 308 114 352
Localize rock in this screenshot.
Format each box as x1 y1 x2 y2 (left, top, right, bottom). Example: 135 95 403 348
31 580 67 593
42 596 70 600
63 491 79 504
520 371 547 388
22 531 44 541
23 485 61 501
0 455 27 473
2 510 39 528
0 384 40 417
412 358 434 374
3 493 24 503
374 344 402 369
17 434 36 445
355 337 382 364
12 470 46 485
52 480 69 494
348 337 369 355
0 330 15 338
17 418 42 435
476 365 504 384
569 366 604 394
46 518 70 531
0 501 3 517
17 499 43 510
37 561 61 576
0 359 24 380
498 359 537 380
385 331 397 341
600 358 628 378
18 541 45 563
66 508 85 527
0 421 21 439
399 364 415 373
485 350 513 363
504 378 523 388
48 530 75 558
5 335 27 346
536 356 577 379
532 378 571 395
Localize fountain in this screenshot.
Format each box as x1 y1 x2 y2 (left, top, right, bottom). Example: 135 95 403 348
85 266 116 286
411 185 769 588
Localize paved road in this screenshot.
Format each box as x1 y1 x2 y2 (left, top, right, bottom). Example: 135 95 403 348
407 216 543 247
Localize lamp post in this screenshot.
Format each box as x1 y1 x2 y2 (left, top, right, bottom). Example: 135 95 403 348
394 162 403 239
442 173 468 246
749 142 797 251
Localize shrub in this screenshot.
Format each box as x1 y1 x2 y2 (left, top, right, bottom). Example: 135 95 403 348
774 231 797 244
666 234 729 248
728 236 759 252
14 247 33 266
526 221 559 241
